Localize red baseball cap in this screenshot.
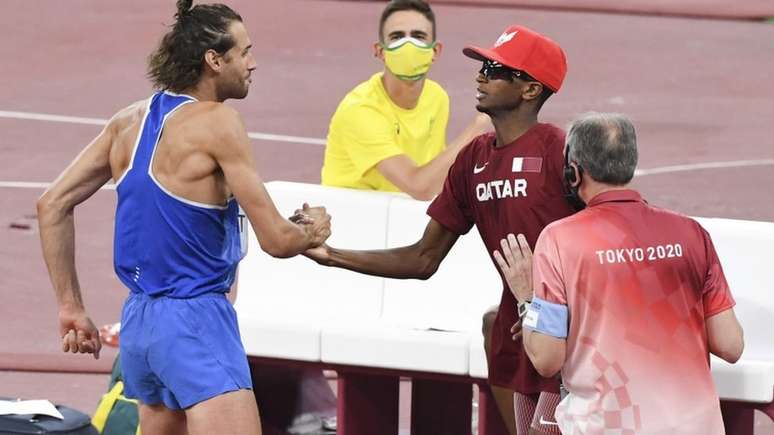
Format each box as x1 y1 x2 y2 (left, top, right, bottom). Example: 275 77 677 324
463 25 567 92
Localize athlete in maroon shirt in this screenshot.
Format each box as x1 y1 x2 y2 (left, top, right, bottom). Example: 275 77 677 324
302 25 572 435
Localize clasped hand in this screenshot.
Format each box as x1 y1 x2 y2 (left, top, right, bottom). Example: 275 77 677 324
290 203 332 248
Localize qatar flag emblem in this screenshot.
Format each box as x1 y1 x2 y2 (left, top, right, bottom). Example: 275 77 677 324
512 157 542 173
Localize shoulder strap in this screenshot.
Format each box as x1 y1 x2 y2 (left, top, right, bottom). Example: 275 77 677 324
91 381 125 432
133 92 195 174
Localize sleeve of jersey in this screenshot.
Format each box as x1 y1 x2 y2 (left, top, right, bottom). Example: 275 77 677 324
524 228 569 338
700 226 736 317
426 151 474 235
338 105 404 178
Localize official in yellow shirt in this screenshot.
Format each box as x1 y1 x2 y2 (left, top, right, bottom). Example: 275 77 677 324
322 72 449 192
321 0 489 200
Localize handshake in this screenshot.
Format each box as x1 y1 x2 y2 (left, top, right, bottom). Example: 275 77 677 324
289 203 333 262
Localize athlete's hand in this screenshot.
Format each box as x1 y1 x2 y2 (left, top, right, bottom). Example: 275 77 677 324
298 203 331 247
58 305 102 360
510 318 523 341
303 243 332 265
493 233 533 304
289 208 314 225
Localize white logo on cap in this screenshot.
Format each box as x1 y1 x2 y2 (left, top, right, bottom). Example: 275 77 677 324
494 31 517 47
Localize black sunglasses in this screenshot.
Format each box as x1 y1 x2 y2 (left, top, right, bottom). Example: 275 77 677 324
479 60 535 82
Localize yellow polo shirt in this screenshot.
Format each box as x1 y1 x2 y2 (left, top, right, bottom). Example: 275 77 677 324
321 73 449 192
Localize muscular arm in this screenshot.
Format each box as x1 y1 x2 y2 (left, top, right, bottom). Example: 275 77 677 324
38 125 113 309
37 121 115 358
211 106 326 258
377 113 490 200
706 309 744 363
310 218 458 280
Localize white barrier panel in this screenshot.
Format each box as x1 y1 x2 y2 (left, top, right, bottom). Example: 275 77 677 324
235 182 774 405
381 197 502 332
236 182 391 322
696 217 774 402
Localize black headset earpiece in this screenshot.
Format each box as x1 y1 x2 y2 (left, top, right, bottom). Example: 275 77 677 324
563 144 579 186
563 142 586 211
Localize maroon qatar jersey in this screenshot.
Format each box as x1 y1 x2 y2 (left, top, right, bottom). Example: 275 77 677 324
427 123 574 393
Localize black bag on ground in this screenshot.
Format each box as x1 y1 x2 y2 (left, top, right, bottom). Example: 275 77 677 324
0 398 98 434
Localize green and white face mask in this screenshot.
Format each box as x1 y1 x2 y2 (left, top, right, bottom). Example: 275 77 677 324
381 37 436 81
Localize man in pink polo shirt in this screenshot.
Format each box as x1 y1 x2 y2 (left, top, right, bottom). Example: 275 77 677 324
495 112 744 434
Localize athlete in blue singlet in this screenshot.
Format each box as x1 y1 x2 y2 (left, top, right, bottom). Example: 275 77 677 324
37 2 331 435
114 90 250 411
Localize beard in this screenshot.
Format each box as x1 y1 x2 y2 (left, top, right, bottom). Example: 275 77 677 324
476 97 521 117
217 79 250 101
229 77 250 99
233 82 249 99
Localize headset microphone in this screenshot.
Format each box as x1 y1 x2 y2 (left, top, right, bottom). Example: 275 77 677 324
563 143 586 211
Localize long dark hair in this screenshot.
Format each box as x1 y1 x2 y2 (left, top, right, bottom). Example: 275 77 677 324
147 0 242 92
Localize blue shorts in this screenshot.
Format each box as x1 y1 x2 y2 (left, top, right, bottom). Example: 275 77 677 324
119 292 252 410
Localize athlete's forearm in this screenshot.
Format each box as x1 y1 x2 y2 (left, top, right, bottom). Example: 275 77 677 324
413 146 464 199
323 244 438 280
447 113 490 153
37 201 84 310
415 114 490 197
262 220 315 258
